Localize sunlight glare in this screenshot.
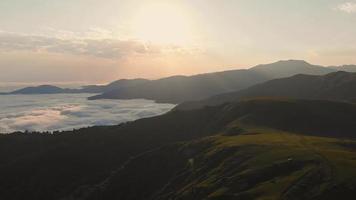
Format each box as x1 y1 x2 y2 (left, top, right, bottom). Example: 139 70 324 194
132 3 194 45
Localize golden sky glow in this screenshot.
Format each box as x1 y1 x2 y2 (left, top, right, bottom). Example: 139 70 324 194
1 0 356 83
132 2 195 45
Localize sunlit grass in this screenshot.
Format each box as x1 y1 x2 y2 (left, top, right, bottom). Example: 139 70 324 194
177 124 356 199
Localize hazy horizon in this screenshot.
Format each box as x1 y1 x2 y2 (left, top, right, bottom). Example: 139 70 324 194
0 59 355 87
1 0 356 83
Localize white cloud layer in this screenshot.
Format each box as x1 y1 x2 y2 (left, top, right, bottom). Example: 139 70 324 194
0 94 175 133
337 2 356 13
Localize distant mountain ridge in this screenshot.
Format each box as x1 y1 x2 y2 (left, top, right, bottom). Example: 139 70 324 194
176 71 356 110
80 78 149 93
250 60 335 78
329 64 356 72
8 85 77 94
88 60 356 103
4 60 356 104
3 79 150 95
88 69 268 103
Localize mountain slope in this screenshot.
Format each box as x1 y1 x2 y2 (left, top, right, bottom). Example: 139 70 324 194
329 65 356 72
81 99 356 200
9 85 71 94
0 99 356 199
4 79 150 95
89 60 356 103
80 78 149 93
4 60 356 104
92 130 356 200
88 70 268 103
176 71 356 110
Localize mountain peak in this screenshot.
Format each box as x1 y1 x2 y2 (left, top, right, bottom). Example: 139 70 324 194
252 60 314 70
35 85 62 89
275 59 311 65
250 59 334 79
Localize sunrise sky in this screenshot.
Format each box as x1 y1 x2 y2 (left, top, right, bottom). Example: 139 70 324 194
1 0 356 83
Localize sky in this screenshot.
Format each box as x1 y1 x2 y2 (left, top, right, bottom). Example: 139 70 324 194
1 0 356 83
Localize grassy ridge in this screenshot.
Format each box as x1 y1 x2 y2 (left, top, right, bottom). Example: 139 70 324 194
96 126 356 200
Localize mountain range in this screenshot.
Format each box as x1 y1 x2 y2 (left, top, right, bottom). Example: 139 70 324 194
5 79 148 95
176 71 356 110
4 60 356 104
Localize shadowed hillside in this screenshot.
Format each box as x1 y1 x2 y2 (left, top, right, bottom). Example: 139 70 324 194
177 71 356 110
0 99 356 199
89 60 356 103
90 130 356 200
88 70 268 103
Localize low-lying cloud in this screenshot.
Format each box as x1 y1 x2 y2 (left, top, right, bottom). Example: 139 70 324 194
0 94 175 133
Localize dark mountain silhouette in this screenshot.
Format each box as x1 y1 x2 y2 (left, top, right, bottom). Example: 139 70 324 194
176 71 356 110
88 70 268 103
80 78 149 93
250 60 335 78
329 65 356 72
1 99 356 199
9 85 72 94
89 60 356 103
4 60 356 104
4 79 149 95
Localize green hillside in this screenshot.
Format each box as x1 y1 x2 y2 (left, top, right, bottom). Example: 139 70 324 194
93 128 356 200
0 99 356 199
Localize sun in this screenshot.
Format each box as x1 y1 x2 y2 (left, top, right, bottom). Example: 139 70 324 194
132 3 194 45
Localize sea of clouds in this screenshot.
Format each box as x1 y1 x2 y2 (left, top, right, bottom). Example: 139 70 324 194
0 93 175 133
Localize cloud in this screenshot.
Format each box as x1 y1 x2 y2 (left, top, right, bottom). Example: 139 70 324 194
0 29 202 60
0 31 162 59
337 2 356 13
0 94 175 133
1 107 70 132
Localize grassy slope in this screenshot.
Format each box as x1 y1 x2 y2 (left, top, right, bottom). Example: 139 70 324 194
1 99 356 199
96 125 356 200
